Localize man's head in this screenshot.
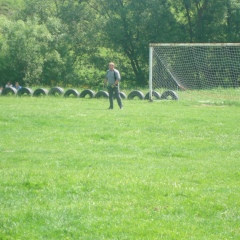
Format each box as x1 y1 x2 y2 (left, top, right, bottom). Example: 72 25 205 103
109 62 114 70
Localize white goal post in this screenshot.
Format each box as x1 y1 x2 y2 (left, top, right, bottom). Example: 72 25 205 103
149 43 240 101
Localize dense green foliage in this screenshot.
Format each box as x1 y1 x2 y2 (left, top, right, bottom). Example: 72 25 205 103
0 0 240 88
0 97 240 239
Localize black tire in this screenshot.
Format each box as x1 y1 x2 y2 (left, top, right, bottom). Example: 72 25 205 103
160 90 179 100
120 91 127 99
144 91 161 100
64 89 80 98
79 89 95 98
33 88 49 97
1 87 17 96
127 90 145 100
95 90 109 99
48 87 64 96
17 87 33 96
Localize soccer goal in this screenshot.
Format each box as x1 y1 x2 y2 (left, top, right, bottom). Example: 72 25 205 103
149 43 240 102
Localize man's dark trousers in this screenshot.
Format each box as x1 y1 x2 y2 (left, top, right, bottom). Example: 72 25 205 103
107 85 123 109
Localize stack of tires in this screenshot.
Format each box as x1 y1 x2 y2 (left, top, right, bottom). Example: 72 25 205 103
1 86 179 100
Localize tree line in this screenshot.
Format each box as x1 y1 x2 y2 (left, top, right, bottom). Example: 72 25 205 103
0 0 239 89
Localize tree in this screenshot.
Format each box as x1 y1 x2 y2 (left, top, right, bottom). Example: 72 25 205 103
170 0 240 42
0 0 23 17
1 0 239 88
87 0 181 86
225 0 240 42
18 0 104 87
0 17 53 86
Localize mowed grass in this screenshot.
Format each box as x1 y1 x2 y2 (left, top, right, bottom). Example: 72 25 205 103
0 96 240 239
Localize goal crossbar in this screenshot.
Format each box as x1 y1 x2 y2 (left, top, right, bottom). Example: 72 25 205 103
150 43 240 47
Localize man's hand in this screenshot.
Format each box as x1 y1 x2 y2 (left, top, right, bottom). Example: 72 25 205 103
111 84 116 88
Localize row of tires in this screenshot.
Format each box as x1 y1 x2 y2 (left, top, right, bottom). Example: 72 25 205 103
0 86 179 100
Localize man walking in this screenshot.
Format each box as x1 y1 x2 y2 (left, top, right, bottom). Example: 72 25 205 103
104 62 123 109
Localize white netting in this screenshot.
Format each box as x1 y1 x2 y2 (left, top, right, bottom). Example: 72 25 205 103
150 43 240 102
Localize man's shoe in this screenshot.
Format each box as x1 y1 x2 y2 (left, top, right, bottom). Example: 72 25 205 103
108 107 113 110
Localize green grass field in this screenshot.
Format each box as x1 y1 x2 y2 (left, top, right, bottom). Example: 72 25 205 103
0 96 240 239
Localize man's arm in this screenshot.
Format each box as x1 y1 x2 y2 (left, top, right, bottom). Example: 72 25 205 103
114 70 120 85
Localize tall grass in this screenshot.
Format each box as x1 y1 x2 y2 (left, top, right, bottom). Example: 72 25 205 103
0 96 240 239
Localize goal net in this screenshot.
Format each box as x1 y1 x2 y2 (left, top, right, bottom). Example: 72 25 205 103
149 43 240 102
